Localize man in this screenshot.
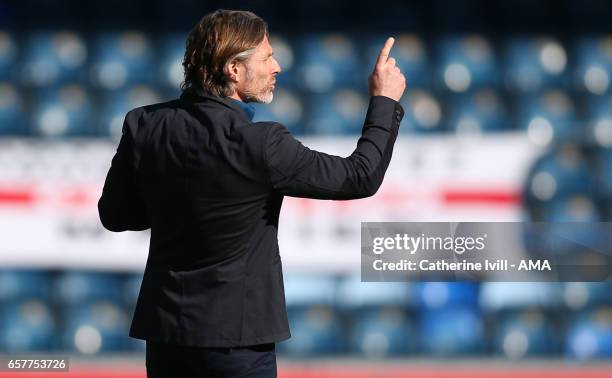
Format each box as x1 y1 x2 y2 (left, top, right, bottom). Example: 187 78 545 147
98 9 405 378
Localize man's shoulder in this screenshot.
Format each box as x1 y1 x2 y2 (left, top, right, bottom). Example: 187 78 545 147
248 120 283 130
237 121 291 144
126 98 184 118
248 121 288 134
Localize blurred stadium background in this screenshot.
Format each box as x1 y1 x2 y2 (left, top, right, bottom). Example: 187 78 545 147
1 0 612 376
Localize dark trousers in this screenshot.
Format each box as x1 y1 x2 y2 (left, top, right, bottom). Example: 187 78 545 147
145 341 277 378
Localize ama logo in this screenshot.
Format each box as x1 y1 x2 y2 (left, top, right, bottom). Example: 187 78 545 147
518 259 551 271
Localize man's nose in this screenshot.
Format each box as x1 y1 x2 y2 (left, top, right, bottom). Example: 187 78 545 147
272 58 281 74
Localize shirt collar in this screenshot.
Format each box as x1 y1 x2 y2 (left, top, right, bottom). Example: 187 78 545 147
226 97 256 122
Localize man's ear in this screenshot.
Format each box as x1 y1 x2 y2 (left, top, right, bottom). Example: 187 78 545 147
225 60 240 83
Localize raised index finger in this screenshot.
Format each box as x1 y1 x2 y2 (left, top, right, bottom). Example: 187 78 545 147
376 37 395 68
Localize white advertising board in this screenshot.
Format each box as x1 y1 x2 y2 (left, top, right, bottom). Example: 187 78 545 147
0 134 542 272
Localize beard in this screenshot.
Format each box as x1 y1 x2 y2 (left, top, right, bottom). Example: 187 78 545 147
240 67 275 104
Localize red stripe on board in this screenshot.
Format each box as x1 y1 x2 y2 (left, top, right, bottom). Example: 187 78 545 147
62 188 91 206
0 189 34 205
0 187 521 208
443 189 521 205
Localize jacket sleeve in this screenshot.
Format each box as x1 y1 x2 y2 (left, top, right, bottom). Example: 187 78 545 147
98 110 150 232
263 95 404 200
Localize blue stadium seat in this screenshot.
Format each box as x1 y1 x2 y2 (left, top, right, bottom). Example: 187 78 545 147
0 31 18 81
30 84 93 137
525 145 595 204
563 283 612 311
53 271 123 305
566 307 612 360
90 31 155 90
161 88 182 102
97 85 162 138
336 275 417 357
61 301 130 354
0 83 27 135
435 35 498 93
516 90 578 146
398 88 445 133
0 270 51 302
584 95 612 148
294 34 362 93
252 87 305 134
573 36 612 95
446 89 510 134
418 282 479 310
280 305 344 356
304 88 368 134
157 33 186 91
349 306 416 357
504 37 568 92
336 273 417 310
524 193 605 259
594 148 612 198
122 273 143 309
283 273 336 308
493 309 556 358
0 299 56 352
21 31 87 88
364 34 430 88
479 283 562 311
279 274 342 355
547 194 601 222
421 306 484 355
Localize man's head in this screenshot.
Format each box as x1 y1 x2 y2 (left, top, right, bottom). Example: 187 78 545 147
182 9 281 104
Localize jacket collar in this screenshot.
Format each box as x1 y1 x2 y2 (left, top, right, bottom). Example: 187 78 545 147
180 87 255 123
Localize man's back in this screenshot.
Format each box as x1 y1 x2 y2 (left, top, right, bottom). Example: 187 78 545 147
134 92 276 269
99 89 403 347
101 90 290 346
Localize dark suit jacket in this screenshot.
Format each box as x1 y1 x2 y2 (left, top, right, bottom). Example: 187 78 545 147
98 89 404 347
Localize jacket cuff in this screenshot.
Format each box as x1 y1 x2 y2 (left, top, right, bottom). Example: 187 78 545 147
366 96 405 130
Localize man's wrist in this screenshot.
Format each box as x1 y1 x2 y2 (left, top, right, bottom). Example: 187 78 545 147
366 96 405 128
